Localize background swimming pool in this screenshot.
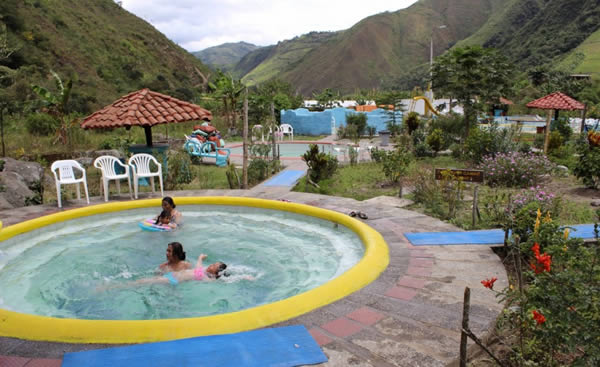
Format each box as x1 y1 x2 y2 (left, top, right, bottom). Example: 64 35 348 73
0 206 364 320
229 143 341 158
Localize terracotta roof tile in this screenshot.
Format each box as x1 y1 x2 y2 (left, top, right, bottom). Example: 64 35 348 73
81 88 212 129
526 91 584 111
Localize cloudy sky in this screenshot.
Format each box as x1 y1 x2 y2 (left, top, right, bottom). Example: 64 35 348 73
120 0 419 52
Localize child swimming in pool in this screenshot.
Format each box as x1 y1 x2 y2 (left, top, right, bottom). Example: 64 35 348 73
137 254 228 285
155 210 170 226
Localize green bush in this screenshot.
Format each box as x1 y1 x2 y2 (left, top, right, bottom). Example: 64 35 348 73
369 147 385 163
248 159 268 185
25 113 59 136
429 113 466 145
345 113 367 136
426 128 444 156
165 151 193 189
488 215 600 365
534 134 545 150
464 124 520 163
574 144 600 189
404 112 420 135
302 144 338 182
547 130 563 153
380 148 413 184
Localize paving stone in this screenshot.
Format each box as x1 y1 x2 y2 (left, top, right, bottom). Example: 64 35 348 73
321 317 364 338
346 307 385 326
384 286 417 300
309 328 333 346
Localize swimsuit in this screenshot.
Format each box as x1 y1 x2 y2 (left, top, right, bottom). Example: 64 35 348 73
194 267 204 281
164 272 178 285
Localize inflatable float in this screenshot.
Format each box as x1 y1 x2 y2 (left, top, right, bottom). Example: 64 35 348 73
138 218 172 232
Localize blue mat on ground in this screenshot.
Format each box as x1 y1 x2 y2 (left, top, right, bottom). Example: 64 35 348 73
405 224 597 246
263 170 305 186
61 325 327 367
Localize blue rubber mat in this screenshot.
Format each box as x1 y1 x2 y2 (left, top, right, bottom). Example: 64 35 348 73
62 325 327 367
263 170 305 186
405 224 598 246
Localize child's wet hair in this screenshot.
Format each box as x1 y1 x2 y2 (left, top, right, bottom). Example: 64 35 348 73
155 210 169 225
169 242 186 260
162 196 176 208
216 263 228 279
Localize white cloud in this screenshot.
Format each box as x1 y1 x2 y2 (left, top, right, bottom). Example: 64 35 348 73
119 0 418 51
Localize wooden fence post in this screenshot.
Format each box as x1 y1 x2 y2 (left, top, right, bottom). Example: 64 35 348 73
460 286 471 367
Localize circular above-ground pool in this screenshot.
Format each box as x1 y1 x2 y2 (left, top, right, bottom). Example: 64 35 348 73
228 141 343 159
0 197 388 343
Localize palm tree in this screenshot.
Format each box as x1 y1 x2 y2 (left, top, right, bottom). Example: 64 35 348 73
211 72 245 135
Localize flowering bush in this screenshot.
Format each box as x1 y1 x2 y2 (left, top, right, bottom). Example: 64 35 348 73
510 187 561 242
479 152 555 188
483 211 600 365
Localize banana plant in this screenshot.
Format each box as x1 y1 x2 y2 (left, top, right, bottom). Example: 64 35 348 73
31 71 74 146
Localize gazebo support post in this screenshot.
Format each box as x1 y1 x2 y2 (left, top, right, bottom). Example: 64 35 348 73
543 109 552 154
144 126 153 147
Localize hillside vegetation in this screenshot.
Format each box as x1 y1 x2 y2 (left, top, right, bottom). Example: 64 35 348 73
227 0 506 95
456 0 600 74
0 0 211 113
235 32 337 87
192 42 259 72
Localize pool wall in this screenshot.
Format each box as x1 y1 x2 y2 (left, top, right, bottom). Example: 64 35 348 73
0 197 389 343
281 107 402 135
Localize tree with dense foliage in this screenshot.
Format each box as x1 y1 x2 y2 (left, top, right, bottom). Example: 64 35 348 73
432 46 514 137
312 88 341 109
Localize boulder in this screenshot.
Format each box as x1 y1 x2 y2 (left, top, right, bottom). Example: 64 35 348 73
2 157 44 187
0 171 37 208
555 165 569 177
0 158 45 209
590 199 600 207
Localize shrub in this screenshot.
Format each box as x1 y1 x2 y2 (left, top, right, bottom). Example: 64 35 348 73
429 113 465 145
449 143 463 159
25 113 59 136
464 123 520 163
345 113 367 136
380 147 413 185
369 147 385 163
404 112 420 135
248 159 268 185
551 117 573 141
487 214 600 365
547 130 563 153
479 152 555 188
574 145 600 189
414 142 431 158
533 134 545 149
302 144 338 182
164 151 193 189
426 128 444 156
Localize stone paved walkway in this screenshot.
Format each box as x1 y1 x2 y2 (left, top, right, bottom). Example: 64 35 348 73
0 162 508 366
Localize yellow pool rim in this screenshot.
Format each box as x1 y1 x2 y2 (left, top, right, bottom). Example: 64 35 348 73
0 196 389 344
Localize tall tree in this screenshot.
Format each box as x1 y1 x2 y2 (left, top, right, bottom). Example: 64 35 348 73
432 46 514 137
211 71 245 135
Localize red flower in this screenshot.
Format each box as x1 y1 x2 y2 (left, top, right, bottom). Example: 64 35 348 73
481 277 498 289
532 243 540 256
532 310 546 325
530 243 551 274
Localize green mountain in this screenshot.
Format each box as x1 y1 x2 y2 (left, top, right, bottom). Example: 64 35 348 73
0 0 211 113
235 32 337 86
456 0 600 73
559 29 600 77
192 42 259 71
234 0 506 95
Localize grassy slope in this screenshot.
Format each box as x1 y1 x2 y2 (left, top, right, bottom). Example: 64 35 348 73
192 42 259 71
4 0 210 110
558 29 600 78
239 32 337 86
280 0 502 95
456 0 600 70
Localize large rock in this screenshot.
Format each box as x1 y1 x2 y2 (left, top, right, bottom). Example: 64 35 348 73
0 158 45 209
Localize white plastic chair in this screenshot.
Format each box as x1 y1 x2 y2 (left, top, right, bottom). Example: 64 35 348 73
280 123 294 140
128 153 163 199
50 160 90 208
93 155 132 202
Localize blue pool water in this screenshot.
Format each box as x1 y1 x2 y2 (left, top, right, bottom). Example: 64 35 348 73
0 206 364 320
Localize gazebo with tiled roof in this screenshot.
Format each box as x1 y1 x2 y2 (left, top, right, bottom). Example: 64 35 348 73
81 88 212 147
526 91 585 153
